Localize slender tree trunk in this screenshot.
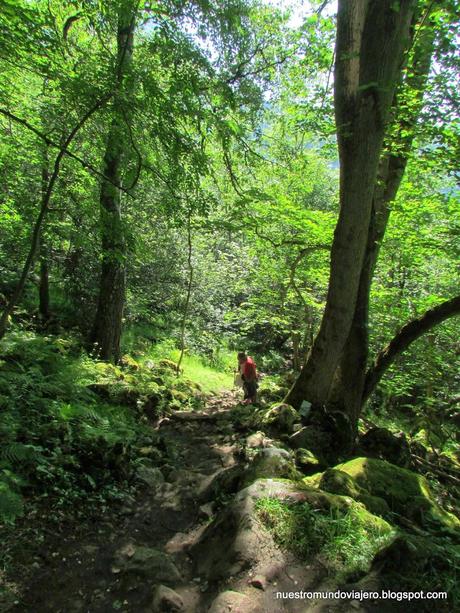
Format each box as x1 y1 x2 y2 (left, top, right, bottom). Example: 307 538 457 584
38 152 50 321
0 97 111 340
363 295 460 403
292 331 301 371
90 2 136 362
327 153 407 429
39 253 50 321
285 0 415 409
177 215 193 375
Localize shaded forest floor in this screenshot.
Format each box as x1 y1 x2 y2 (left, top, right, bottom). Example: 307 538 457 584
2 391 234 612
2 388 456 613
4 391 323 613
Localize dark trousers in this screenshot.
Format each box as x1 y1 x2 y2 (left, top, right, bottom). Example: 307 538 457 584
243 379 257 401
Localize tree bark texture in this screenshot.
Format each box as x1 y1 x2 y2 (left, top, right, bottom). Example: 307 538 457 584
328 17 436 428
39 152 50 321
176 215 194 375
285 0 416 409
91 1 136 362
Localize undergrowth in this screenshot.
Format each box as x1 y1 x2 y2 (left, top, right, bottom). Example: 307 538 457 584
0 331 208 528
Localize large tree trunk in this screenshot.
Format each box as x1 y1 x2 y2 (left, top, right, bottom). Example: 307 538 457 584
327 18 435 435
285 0 415 409
363 295 460 403
90 2 136 362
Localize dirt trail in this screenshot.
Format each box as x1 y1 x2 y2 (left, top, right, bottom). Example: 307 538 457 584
8 392 419 613
13 391 247 612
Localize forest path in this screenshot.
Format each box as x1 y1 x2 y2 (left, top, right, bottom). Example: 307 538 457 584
8 392 415 613
13 390 249 613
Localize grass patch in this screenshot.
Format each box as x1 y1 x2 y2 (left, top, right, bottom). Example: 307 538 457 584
145 341 234 393
255 497 395 579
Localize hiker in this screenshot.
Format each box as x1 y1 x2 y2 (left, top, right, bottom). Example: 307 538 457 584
237 351 258 404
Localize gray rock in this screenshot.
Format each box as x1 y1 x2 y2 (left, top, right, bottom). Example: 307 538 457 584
136 466 165 488
198 503 214 521
209 590 263 613
191 479 298 581
151 585 183 612
246 431 268 448
113 546 181 583
242 447 300 487
198 464 244 502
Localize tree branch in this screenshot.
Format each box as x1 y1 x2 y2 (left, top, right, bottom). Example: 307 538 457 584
363 295 460 403
0 106 134 197
0 93 114 339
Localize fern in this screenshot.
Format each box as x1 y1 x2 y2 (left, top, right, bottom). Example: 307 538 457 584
1 442 42 464
0 482 23 523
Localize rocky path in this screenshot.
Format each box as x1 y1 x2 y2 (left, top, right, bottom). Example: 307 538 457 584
11 392 261 612
8 392 439 613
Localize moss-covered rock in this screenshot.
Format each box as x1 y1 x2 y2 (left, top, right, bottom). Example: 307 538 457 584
257 386 284 404
313 467 391 518
170 389 188 403
295 448 322 473
120 354 140 371
262 403 298 434
242 447 302 487
358 427 411 467
358 493 391 518
319 468 363 498
158 359 179 371
334 457 460 535
230 404 265 431
289 426 331 465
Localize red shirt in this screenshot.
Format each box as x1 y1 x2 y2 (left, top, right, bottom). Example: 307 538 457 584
241 357 257 381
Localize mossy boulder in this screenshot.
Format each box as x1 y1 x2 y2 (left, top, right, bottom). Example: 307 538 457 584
319 468 363 498
345 501 394 535
358 493 391 518
170 389 188 403
358 427 411 467
257 385 284 404
262 403 298 434
362 532 460 601
334 457 460 535
120 354 140 371
242 447 301 487
231 404 265 431
158 359 179 371
295 448 322 473
315 467 391 518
